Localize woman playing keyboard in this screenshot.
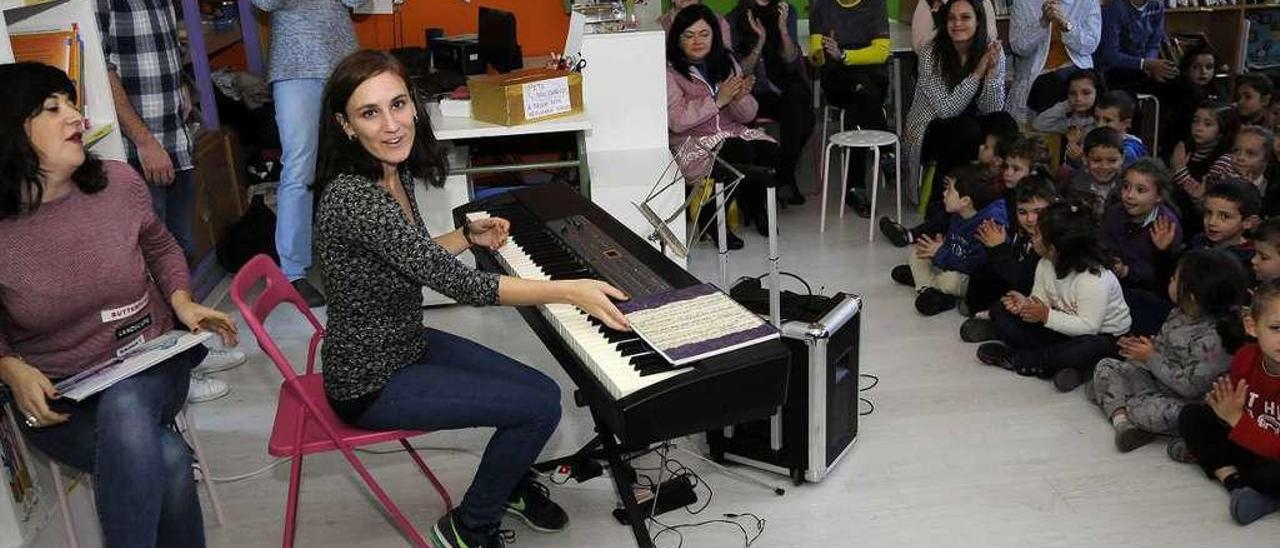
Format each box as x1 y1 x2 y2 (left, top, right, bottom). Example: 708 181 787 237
312 49 631 548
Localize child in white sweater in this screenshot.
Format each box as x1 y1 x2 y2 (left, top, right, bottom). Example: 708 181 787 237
977 201 1133 392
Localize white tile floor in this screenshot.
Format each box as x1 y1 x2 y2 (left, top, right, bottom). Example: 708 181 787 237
193 185 1280 547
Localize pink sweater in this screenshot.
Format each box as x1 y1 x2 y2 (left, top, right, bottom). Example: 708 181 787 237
666 62 772 182
0 161 190 379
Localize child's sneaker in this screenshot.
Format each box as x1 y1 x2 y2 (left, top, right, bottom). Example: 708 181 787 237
1113 421 1157 453
505 476 568 532
1230 487 1280 525
959 318 997 343
976 342 1013 369
879 216 912 247
430 510 513 548
1166 437 1196 464
915 288 956 316
1053 368 1084 392
891 265 914 287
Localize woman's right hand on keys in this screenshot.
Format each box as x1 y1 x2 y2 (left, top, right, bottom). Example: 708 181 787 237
562 279 631 331
0 356 69 427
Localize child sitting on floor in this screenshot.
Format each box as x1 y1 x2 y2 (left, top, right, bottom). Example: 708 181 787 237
1178 280 1280 525
1231 125 1280 218
1102 158 1183 294
1170 101 1241 238
1236 74 1277 128
976 201 1132 392
1092 249 1248 453
890 165 1007 316
1095 90 1147 165
1033 69 1103 171
960 176 1057 341
1068 127 1126 218
1250 217 1280 284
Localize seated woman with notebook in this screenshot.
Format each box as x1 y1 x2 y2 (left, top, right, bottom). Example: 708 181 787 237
0 62 238 547
312 50 632 548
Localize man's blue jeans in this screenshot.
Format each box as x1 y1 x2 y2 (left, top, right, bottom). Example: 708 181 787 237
143 167 196 262
355 329 562 530
20 346 208 548
272 78 325 280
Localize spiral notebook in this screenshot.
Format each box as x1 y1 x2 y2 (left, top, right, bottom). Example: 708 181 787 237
55 331 213 401
616 283 778 366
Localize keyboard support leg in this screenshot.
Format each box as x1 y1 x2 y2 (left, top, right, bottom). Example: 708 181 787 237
600 430 658 548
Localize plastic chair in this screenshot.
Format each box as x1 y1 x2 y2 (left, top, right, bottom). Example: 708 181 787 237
229 254 453 548
48 406 226 548
819 129 902 240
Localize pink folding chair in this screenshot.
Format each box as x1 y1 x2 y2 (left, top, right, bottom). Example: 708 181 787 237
229 254 453 548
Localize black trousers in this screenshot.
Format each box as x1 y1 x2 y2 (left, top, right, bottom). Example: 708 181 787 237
1180 402 1280 497
919 115 985 219
710 137 780 223
821 64 888 191
965 265 1010 316
755 76 815 190
991 303 1120 377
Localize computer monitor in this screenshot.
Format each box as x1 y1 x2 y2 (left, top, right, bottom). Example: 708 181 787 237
478 6 522 73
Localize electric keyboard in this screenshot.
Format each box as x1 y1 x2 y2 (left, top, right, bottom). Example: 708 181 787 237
454 183 790 447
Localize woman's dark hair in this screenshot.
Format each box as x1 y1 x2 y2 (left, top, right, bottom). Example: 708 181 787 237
667 4 734 84
1036 200 1108 278
930 0 989 89
1066 68 1106 95
0 62 106 221
315 50 447 197
1174 249 1250 353
1190 100 1240 157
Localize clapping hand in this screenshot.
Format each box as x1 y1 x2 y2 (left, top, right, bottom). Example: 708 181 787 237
1018 296 1050 323
747 9 766 40
1207 376 1249 427
974 41 1002 79
1171 141 1190 170
1001 291 1029 314
822 32 841 60
776 1 790 33
976 218 1007 248
715 74 745 108
737 75 756 99
1144 58 1179 83
1117 335 1156 362
914 233 944 259
1149 216 1177 251
1181 176 1207 200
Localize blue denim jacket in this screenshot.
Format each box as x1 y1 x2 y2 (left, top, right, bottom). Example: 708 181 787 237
1094 0 1165 71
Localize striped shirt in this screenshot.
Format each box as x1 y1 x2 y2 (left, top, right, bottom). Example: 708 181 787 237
96 0 193 170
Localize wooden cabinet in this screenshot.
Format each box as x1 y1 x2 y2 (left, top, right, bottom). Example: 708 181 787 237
190 129 247 261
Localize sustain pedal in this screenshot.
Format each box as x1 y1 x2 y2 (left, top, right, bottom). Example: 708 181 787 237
611 475 697 525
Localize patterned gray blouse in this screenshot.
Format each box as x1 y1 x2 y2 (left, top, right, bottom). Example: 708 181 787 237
315 172 499 405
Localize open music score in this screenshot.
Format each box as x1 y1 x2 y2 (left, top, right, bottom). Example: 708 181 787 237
617 283 779 366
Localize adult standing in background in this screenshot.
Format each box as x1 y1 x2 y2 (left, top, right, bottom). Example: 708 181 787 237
911 0 998 53
1093 0 1174 95
727 0 812 205
1007 0 1100 121
252 0 366 308
809 0 891 217
98 0 242 403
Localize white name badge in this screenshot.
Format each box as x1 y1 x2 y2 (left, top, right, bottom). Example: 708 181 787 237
101 293 149 323
523 77 571 121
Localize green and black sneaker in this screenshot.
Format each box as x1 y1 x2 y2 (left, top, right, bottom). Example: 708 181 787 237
505 476 569 533
429 510 513 548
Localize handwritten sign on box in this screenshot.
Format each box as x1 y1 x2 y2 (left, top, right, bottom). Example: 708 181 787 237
522 76 572 121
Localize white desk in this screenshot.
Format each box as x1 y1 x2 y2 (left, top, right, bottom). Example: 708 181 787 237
429 106 596 196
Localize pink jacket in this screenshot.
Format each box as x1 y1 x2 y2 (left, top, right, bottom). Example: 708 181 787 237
666 62 771 183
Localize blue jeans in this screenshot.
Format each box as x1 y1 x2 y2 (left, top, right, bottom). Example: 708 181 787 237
356 329 562 529
273 78 325 280
20 347 207 548
143 167 196 262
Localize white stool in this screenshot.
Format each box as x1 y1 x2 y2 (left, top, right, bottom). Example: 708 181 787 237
820 129 901 240
49 405 226 548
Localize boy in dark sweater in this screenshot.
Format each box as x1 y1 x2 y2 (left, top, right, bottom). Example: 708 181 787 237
1155 180 1261 285
960 176 1057 341
891 165 1008 316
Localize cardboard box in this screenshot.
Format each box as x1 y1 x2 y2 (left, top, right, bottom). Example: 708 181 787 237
468 68 584 126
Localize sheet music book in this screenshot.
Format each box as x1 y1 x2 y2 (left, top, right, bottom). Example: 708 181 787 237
617 283 778 366
55 331 213 401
